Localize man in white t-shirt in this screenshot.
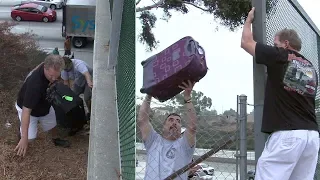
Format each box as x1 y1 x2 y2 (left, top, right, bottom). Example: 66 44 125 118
61 57 93 116
138 80 197 180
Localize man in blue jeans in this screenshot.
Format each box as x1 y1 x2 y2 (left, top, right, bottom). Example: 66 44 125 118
241 7 319 180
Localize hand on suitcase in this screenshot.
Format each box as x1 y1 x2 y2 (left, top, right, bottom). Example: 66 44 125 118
178 80 195 101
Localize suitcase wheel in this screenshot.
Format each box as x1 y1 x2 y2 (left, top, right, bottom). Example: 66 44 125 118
140 88 146 93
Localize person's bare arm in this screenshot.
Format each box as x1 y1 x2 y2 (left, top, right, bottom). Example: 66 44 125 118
14 107 32 156
138 95 153 142
83 71 91 80
179 80 197 147
83 71 93 88
20 107 32 140
63 80 69 86
240 8 256 56
68 80 74 89
184 100 197 147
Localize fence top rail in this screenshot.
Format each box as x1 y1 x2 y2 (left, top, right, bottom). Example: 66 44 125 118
289 0 320 37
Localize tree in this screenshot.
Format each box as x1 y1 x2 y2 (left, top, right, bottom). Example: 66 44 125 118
136 0 278 51
223 108 237 118
170 90 212 114
0 21 46 91
0 21 48 133
200 109 217 117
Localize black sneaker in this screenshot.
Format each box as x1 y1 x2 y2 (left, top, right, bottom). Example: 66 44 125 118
68 128 82 136
52 138 71 148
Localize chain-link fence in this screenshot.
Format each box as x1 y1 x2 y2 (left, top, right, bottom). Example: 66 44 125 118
254 0 320 179
135 94 254 180
116 0 136 179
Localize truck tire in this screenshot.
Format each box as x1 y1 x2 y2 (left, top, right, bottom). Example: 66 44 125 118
50 4 56 10
72 37 87 48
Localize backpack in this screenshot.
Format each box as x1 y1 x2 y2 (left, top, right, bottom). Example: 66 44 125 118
47 81 87 134
46 81 82 113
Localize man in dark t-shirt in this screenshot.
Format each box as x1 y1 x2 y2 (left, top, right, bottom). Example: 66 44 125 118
240 7 319 180
15 55 71 157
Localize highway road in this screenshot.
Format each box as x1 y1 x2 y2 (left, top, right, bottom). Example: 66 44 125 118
0 1 94 67
136 142 256 161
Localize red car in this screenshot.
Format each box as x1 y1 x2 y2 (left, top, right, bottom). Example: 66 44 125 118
11 3 57 22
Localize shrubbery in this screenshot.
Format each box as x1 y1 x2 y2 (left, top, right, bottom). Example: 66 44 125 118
0 21 49 126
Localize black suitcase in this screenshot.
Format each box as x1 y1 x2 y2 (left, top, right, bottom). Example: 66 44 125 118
47 81 87 135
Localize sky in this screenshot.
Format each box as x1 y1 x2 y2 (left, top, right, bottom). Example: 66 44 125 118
135 0 320 114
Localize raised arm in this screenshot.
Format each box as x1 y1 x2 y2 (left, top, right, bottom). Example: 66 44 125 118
179 80 197 147
240 7 256 56
138 95 153 142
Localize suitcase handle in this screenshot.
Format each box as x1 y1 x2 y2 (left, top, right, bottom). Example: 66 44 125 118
186 40 197 56
197 44 205 56
187 40 205 57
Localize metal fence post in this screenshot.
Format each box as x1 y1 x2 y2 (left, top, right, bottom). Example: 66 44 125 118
239 95 247 180
236 95 239 180
251 0 268 163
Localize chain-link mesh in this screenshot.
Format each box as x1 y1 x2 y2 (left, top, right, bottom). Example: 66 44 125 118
136 94 254 180
316 34 320 180
264 0 320 178
266 1 319 66
116 0 136 179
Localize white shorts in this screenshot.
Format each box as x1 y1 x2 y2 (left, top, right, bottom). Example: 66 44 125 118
256 130 320 180
15 103 57 140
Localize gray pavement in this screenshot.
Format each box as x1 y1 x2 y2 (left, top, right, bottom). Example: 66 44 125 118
0 0 21 7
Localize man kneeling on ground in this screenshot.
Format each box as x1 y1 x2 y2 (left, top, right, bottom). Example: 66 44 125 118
14 54 71 157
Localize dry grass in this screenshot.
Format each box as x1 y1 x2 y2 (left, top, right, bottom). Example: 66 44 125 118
0 91 89 180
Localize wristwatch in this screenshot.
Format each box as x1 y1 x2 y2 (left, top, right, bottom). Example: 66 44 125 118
184 99 192 104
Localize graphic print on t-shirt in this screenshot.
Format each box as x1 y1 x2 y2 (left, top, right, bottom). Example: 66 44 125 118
166 147 176 159
283 54 317 96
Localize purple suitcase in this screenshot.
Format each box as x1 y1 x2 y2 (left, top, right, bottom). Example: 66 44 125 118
140 36 208 102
